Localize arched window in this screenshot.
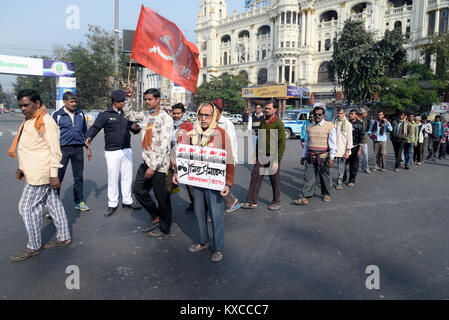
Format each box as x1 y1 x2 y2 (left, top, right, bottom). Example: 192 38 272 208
239 70 249 80
394 21 402 32
221 35 231 43
352 2 369 13
387 0 413 8
257 68 268 85
318 62 330 83
257 25 271 36
239 30 250 38
320 10 338 22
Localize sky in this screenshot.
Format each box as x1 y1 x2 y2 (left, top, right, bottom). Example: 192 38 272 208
0 0 248 90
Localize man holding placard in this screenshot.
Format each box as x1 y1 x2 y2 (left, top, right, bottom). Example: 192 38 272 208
173 102 234 263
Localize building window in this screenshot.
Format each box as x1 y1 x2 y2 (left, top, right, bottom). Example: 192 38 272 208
279 66 282 83
318 62 330 83
257 51 260 61
293 11 297 24
258 68 268 85
440 8 449 33
292 66 296 84
287 11 291 24
224 52 228 65
298 13 301 25
262 50 267 59
203 74 207 83
202 42 207 50
394 21 402 33
203 58 207 67
286 41 291 48
284 66 290 83
318 41 321 52
281 42 284 48
292 41 295 48
406 26 411 39
281 12 285 24
325 39 331 51
292 60 296 65
428 11 436 35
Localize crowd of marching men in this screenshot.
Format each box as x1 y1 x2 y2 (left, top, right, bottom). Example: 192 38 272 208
8 86 449 263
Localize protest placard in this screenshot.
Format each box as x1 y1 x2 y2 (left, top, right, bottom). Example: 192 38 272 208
176 144 227 191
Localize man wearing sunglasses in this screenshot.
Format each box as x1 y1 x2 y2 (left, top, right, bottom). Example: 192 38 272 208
294 106 337 204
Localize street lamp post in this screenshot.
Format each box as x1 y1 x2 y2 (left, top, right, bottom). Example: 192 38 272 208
113 0 119 90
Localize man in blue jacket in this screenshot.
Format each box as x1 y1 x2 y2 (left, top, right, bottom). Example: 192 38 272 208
53 92 91 212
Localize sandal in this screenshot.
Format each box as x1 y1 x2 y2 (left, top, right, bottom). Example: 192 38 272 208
226 199 242 213
10 248 41 262
323 195 331 202
241 203 257 209
293 198 308 205
189 243 210 253
268 203 281 211
44 239 71 249
335 185 343 190
211 251 223 263
347 183 355 187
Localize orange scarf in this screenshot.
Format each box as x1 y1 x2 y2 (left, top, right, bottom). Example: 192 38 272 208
142 107 161 151
8 107 47 158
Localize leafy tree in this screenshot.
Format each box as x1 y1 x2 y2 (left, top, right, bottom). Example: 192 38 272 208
422 33 449 82
195 74 248 112
378 76 440 112
329 21 408 104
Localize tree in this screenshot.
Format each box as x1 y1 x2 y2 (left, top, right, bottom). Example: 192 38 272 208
195 74 248 112
329 21 408 104
14 25 136 111
422 33 449 82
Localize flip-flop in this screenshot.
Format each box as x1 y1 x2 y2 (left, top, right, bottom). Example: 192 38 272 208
189 243 210 253
44 240 71 249
241 203 257 209
292 198 308 205
268 204 281 211
226 203 241 213
10 248 41 262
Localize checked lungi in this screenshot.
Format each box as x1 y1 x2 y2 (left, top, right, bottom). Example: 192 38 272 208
19 183 71 250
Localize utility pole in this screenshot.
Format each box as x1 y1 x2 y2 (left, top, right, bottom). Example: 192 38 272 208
114 0 119 89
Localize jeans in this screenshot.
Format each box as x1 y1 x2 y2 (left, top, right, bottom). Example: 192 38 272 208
404 142 414 166
344 146 360 183
193 187 224 251
334 157 346 186
57 145 85 203
360 143 369 171
392 139 406 169
439 142 447 159
133 163 172 234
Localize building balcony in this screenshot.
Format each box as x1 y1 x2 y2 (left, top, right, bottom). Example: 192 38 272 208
257 34 271 41
350 11 372 21
317 20 338 29
385 4 413 18
428 0 449 11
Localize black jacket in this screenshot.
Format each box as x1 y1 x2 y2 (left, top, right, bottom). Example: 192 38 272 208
86 106 140 151
350 119 365 146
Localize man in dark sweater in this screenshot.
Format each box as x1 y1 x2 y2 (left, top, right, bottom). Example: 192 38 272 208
343 109 365 186
241 101 286 211
85 90 141 216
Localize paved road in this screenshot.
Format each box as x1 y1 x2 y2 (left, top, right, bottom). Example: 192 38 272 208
0 113 448 300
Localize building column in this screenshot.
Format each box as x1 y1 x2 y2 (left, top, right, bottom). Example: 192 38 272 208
306 10 312 47
301 10 306 46
271 18 276 52
435 9 440 34
279 63 284 83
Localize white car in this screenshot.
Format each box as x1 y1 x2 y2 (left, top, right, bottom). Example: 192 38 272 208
230 114 243 124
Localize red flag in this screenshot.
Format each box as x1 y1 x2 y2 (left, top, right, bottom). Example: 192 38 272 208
131 6 200 93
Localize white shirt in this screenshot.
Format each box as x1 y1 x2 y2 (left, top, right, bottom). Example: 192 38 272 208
301 119 337 160
218 116 238 164
64 107 75 125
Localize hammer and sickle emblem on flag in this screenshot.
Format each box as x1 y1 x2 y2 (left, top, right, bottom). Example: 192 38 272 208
149 30 184 67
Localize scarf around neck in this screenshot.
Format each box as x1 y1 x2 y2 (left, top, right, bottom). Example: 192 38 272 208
173 113 188 130
189 103 218 146
372 119 385 136
265 114 278 124
142 106 161 151
333 116 347 132
8 106 47 158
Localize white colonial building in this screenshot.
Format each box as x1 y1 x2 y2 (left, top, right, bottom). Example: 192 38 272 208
195 0 449 103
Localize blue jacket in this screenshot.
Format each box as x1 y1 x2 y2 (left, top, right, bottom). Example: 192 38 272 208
52 108 88 147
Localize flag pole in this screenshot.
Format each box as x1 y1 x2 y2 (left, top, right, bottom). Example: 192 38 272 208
127 56 132 86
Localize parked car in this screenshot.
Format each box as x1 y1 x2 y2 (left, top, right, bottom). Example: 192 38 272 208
230 114 243 124
281 109 311 139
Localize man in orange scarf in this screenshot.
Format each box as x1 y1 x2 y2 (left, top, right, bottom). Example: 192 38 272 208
8 89 71 262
